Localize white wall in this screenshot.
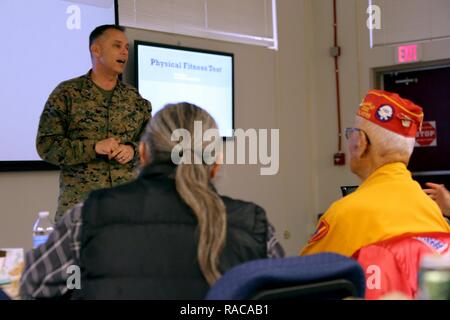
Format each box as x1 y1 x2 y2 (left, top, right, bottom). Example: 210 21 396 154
310 0 450 216
2 0 450 256
0 171 59 248
309 0 361 216
373 0 450 46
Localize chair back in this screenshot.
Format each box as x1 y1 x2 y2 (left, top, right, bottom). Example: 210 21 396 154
206 253 365 300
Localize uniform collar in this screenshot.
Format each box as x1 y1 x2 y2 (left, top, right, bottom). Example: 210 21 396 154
80 69 126 100
359 162 412 189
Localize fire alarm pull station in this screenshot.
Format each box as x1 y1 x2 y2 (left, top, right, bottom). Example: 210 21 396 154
334 152 346 166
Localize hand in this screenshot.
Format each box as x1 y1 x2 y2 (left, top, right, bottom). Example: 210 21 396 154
110 144 134 164
424 182 450 217
95 137 120 156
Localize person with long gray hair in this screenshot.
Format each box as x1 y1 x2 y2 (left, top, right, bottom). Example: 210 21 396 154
20 102 284 300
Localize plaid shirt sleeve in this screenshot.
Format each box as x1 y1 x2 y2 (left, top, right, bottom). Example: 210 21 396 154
267 223 285 258
20 203 83 299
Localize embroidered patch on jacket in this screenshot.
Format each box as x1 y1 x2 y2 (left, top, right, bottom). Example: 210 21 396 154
308 220 330 244
414 236 449 254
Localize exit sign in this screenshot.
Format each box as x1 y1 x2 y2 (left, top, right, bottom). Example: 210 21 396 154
396 44 420 63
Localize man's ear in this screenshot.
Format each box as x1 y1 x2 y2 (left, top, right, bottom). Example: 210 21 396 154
210 151 223 179
90 43 101 58
210 163 221 179
356 131 370 158
139 142 149 166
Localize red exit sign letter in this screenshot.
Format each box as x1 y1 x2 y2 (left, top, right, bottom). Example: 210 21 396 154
397 44 419 63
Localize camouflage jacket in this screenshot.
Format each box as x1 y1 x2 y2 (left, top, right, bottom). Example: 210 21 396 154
36 70 151 221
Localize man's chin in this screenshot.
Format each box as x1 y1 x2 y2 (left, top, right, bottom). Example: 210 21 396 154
113 65 126 75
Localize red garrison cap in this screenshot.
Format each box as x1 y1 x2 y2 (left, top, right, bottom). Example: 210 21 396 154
357 90 423 138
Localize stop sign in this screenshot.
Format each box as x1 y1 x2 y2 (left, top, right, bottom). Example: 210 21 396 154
416 121 437 147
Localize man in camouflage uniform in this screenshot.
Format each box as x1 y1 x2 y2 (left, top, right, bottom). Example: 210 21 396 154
36 25 151 222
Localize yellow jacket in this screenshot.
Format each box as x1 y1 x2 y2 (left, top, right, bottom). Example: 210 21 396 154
301 162 450 257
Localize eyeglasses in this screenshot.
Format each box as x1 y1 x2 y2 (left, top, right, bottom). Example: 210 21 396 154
345 127 371 145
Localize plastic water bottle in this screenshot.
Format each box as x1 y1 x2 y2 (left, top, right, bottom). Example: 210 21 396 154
32 211 54 248
418 254 450 300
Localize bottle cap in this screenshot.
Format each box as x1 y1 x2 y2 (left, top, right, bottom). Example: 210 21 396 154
38 211 50 218
421 254 450 270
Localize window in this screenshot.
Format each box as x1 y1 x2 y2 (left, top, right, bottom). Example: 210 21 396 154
118 0 278 49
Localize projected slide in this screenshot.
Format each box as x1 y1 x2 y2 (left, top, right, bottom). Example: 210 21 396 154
0 0 115 162
136 42 234 137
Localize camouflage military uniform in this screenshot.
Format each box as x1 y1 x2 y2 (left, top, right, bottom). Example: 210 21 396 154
36 70 151 222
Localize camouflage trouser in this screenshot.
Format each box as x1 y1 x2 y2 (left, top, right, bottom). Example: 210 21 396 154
55 188 89 223
54 165 137 223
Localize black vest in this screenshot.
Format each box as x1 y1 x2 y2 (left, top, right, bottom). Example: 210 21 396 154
74 163 268 299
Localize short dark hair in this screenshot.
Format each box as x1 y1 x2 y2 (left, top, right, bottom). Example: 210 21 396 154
89 24 125 48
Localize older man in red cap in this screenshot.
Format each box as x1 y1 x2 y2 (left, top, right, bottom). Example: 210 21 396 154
301 90 450 257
